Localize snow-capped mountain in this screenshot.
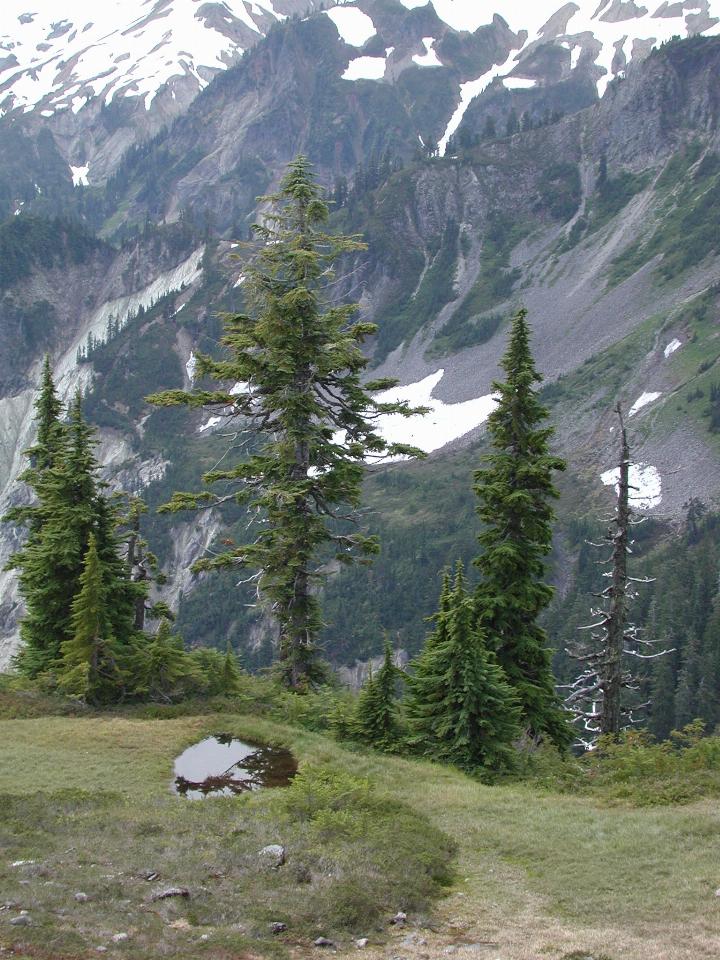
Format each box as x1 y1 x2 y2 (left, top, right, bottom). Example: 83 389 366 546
1 0 717 122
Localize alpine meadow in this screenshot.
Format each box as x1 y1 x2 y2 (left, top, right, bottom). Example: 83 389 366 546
1 2 720 959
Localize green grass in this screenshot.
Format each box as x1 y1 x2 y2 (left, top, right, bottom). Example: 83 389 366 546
607 148 720 288
0 713 453 959
2 702 720 959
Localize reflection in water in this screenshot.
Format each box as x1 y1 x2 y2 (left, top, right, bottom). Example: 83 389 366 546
173 735 297 799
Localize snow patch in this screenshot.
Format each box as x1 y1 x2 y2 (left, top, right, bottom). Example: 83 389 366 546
343 55 386 81
664 338 682 358
601 463 662 510
412 36 442 67
198 415 223 433
324 7 376 47
502 77 537 90
373 369 497 463
70 164 89 187
628 391 662 417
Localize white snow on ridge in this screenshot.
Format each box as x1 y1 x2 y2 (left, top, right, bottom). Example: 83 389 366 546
0 0 285 114
343 55 387 81
373 369 497 462
628 391 662 417
664 338 682 358
436 0 720 152
439 65 501 155
324 7 376 47
412 37 442 67
503 77 536 90
601 463 662 510
70 164 89 187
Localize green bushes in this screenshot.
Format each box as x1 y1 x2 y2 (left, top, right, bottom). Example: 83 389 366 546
530 721 720 805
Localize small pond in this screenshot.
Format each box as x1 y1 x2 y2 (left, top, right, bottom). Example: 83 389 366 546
173 735 297 799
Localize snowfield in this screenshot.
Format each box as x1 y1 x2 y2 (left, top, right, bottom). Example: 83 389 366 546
372 369 497 463
628 392 662 418
1 1 717 116
601 463 663 510
323 7 376 47
343 55 387 81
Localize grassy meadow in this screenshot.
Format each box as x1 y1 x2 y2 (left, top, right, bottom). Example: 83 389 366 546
1 691 720 960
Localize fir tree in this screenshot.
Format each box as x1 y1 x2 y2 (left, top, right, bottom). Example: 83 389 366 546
354 638 401 750
219 640 244 695
59 535 123 704
406 563 522 771
10 393 139 678
473 309 571 748
133 620 203 702
149 157 423 690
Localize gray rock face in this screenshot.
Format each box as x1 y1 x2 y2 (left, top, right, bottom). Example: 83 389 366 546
258 844 286 868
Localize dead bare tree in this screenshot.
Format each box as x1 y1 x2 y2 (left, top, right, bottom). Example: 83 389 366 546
564 404 672 746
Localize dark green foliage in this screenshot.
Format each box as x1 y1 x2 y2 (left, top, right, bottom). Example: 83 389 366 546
473 310 571 748
430 213 524 357
352 638 402 750
406 563 522 771
6 384 140 685
130 620 204 702
608 149 720 286
58 535 125 704
375 220 460 359
149 157 424 689
593 171 650 226
537 163 582 222
0 216 103 291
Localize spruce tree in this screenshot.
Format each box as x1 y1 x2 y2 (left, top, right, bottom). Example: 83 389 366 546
149 157 422 690
133 620 203 702
219 640 244 695
10 392 139 678
473 309 571 748
354 638 401 750
59 534 123 703
406 563 522 771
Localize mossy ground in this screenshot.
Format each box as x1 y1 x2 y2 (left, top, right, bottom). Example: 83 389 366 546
1 697 719 960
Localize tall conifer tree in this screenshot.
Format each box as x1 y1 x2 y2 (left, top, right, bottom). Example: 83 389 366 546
406 563 522 771
473 309 571 748
59 534 123 703
10 391 139 678
149 157 422 690
354 637 401 750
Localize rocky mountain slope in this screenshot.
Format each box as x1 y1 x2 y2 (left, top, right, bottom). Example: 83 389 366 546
1 2 720 671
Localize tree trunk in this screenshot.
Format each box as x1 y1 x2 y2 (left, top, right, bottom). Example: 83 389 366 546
601 405 629 737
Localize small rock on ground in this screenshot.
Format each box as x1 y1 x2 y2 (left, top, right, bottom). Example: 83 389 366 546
355 938 369 949
390 911 407 925
74 892 90 903
258 844 286 867
10 915 30 926
111 933 129 943
150 887 190 902
270 922 287 934
314 937 335 948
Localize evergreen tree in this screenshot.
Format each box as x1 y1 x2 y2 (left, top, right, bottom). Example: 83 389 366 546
505 108 520 137
10 393 139 678
149 157 423 690
59 534 123 703
3 355 64 534
406 563 522 771
473 309 571 748
482 115 497 140
354 638 401 750
219 640 244 695
133 619 203 702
